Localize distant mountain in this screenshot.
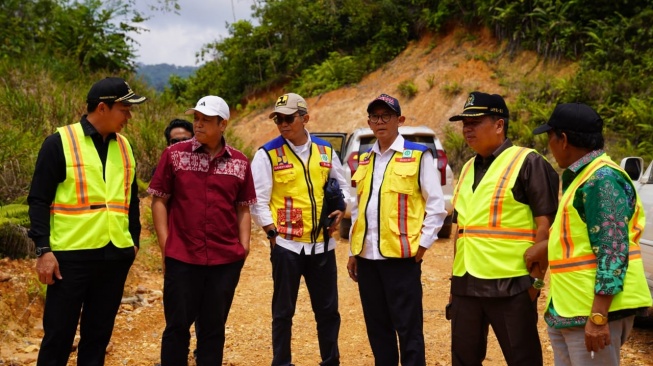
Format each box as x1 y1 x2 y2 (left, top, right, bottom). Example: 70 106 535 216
136 63 198 91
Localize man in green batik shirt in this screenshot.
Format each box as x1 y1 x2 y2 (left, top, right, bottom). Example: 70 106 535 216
533 102 652 366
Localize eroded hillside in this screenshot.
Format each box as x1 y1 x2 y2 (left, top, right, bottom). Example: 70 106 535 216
229 28 577 151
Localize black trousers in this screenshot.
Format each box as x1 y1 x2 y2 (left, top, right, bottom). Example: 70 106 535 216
160 257 244 366
356 257 425 366
270 245 340 366
450 291 543 366
37 258 134 366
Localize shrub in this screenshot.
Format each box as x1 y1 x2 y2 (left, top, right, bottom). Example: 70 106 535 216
397 79 418 99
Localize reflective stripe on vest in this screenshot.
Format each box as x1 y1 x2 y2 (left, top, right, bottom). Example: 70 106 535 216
264 136 332 243
50 123 135 250
452 146 536 278
547 155 652 316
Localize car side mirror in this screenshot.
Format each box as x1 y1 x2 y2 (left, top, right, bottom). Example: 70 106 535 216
620 157 644 181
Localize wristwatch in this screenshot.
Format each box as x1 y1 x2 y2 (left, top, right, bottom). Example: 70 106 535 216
531 277 545 290
35 247 52 257
589 312 608 325
266 228 278 240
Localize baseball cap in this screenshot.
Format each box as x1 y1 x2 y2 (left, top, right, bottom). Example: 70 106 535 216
86 77 146 104
367 93 401 115
449 91 508 121
533 103 603 135
185 95 230 120
269 93 308 118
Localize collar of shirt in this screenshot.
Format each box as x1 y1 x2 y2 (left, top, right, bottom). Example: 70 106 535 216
562 149 605 190
371 134 404 156
80 115 116 140
190 136 232 159
283 129 312 153
474 138 513 168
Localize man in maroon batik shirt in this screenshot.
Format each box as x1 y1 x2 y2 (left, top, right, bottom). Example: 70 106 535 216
148 95 257 365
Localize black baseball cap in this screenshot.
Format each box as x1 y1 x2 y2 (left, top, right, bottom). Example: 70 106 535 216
533 103 602 135
367 93 401 115
449 91 509 121
86 77 147 104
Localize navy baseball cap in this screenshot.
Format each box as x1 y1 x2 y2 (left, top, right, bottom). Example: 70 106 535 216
533 103 603 135
367 93 401 115
449 91 508 121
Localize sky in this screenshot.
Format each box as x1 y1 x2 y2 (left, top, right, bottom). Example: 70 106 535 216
131 0 255 66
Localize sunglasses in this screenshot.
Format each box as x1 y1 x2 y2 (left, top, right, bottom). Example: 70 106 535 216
273 114 300 125
169 137 190 144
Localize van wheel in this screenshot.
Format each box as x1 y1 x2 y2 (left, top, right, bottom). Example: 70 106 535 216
339 218 351 239
438 215 453 238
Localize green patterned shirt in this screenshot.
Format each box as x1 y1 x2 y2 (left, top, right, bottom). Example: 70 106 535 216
545 150 637 328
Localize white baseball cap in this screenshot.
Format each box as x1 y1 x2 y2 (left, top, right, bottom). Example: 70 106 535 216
185 95 230 120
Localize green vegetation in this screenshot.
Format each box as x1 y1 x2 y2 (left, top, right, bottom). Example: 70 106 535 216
397 79 419 99
2 0 653 253
441 82 463 97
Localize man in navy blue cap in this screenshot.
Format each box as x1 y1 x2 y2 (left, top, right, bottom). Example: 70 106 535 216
448 91 559 366
346 93 447 365
534 103 652 365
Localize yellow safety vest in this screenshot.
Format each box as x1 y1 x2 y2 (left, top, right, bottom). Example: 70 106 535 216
452 146 536 278
50 123 135 251
263 136 332 243
547 155 652 317
350 141 427 258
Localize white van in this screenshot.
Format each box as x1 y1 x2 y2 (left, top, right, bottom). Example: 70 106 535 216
620 157 653 298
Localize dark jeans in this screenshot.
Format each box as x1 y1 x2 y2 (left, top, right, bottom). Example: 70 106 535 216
160 257 244 366
450 291 542 366
270 245 340 366
356 257 425 366
37 258 134 366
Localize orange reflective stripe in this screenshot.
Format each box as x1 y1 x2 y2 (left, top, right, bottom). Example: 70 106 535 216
560 158 620 258
397 193 411 257
490 148 530 227
452 161 473 207
107 203 129 214
459 226 536 241
558 158 607 258
62 125 89 205
51 208 105 215
551 248 642 273
116 134 131 205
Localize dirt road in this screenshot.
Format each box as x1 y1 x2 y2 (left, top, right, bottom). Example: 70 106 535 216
2 227 652 365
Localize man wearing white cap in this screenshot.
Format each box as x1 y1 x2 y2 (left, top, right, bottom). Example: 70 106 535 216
251 93 350 366
149 95 257 365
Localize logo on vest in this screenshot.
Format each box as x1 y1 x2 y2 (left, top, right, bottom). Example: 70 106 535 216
396 149 416 162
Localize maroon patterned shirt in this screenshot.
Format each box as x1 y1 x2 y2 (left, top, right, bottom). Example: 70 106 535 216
148 137 257 265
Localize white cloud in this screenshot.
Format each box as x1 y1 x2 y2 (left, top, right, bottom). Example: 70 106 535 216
131 0 255 66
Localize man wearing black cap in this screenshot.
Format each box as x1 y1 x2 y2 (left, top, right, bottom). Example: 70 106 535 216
346 93 447 365
447 91 558 365
533 103 652 365
28 77 146 365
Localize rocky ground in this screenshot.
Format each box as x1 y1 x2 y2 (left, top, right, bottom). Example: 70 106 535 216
1 222 652 365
